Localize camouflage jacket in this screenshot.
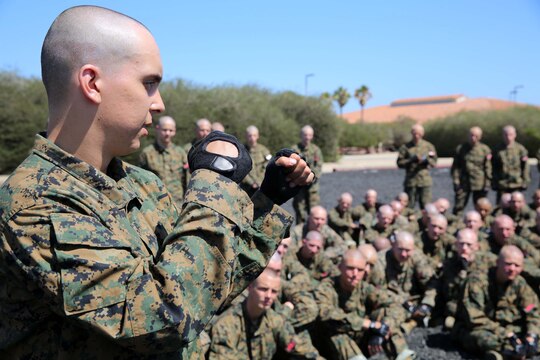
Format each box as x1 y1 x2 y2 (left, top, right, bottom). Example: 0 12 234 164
460 268 540 336
291 142 323 179
241 143 271 189
314 276 388 336
290 223 348 261
296 248 340 282
327 206 363 241
397 139 438 187
364 223 398 245
485 233 540 266
209 301 322 360
491 141 530 191
451 142 492 191
0 134 292 359
520 225 540 249
503 205 537 234
371 249 437 307
416 231 456 273
139 141 188 205
439 251 497 316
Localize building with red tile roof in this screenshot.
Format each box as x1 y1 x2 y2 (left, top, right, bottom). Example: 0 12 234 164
342 94 529 124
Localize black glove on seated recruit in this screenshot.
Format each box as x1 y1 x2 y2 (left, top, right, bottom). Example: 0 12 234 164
188 131 252 184
260 148 308 205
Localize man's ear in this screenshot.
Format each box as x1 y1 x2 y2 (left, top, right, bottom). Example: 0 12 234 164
79 64 101 104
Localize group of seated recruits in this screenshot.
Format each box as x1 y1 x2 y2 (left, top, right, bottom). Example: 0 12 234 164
200 187 540 360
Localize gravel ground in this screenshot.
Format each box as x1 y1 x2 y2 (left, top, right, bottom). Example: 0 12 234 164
282 167 540 360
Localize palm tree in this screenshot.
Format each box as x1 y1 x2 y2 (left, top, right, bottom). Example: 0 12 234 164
354 85 372 122
333 87 350 117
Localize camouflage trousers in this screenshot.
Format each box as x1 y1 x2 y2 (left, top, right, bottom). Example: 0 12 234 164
453 187 488 216
452 327 515 355
293 183 320 224
405 186 432 210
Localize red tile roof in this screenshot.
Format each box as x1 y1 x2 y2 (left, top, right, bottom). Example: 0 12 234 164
342 95 530 124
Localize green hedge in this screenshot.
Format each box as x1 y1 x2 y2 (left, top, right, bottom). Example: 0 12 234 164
423 106 540 157
0 71 341 173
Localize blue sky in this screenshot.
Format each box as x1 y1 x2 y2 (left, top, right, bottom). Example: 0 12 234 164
1 0 539 114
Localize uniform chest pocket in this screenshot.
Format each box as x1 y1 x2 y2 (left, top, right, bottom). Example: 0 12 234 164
51 213 138 315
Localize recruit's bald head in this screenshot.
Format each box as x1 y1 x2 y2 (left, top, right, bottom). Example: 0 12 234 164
41 6 149 107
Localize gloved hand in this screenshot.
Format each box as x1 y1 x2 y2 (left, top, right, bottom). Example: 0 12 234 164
260 149 314 205
526 333 539 357
369 321 390 337
412 304 432 319
187 131 252 183
509 334 527 357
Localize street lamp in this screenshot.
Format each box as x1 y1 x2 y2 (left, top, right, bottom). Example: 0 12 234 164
509 85 524 102
304 73 314 96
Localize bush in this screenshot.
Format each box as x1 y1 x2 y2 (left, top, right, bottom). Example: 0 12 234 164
0 72 47 173
424 106 540 157
0 71 342 172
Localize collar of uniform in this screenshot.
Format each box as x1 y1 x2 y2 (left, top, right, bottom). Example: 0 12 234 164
153 141 168 153
33 134 141 207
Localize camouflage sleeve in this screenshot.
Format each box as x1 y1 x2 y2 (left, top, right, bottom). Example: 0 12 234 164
396 145 411 169
521 145 531 187
461 273 504 334
427 142 438 169
314 279 364 333
414 253 437 307
276 316 324 359
208 311 243 360
2 169 292 354
328 208 352 232
281 270 319 329
518 238 540 266
323 227 347 260
517 281 540 335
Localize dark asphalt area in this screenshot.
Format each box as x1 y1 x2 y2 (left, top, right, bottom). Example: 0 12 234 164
282 167 540 360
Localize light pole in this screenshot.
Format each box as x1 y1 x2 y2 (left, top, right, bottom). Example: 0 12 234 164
304 73 314 96
509 85 524 102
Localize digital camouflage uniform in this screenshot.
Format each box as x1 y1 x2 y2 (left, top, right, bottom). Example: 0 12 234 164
291 142 323 223
241 143 272 197
503 204 537 234
327 205 364 244
139 141 188 206
455 268 540 355
290 223 349 262
451 141 492 215
492 141 530 201
209 301 323 359
397 139 438 210
363 223 399 246
371 249 438 326
520 225 540 249
437 251 497 320
485 233 540 266
0 134 293 359
314 275 408 360
295 248 340 282
415 230 456 275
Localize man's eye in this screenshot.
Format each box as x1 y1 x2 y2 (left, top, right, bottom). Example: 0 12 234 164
144 81 158 90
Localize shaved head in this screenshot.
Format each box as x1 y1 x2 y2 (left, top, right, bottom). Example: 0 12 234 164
42 6 147 106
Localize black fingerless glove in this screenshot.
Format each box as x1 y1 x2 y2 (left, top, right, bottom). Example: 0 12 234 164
259 149 303 205
369 321 390 337
187 131 252 183
413 304 432 318
526 333 539 357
